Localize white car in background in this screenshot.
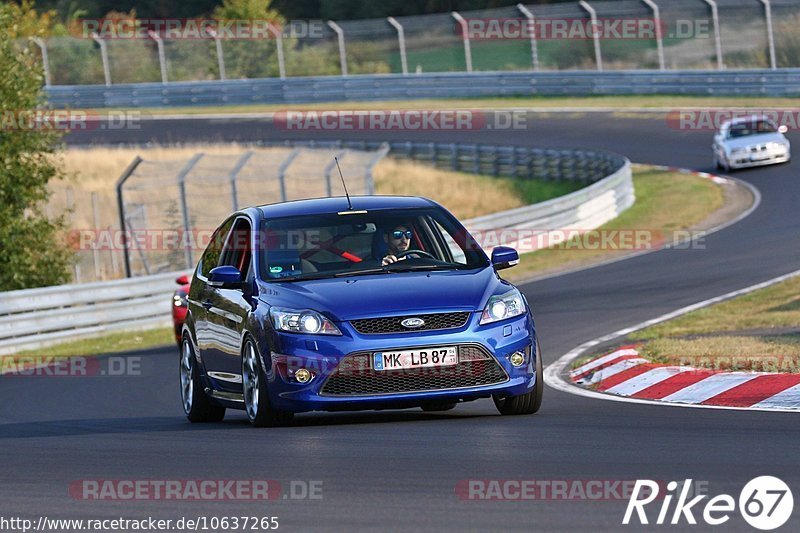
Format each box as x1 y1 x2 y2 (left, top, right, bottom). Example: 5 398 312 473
713 116 790 172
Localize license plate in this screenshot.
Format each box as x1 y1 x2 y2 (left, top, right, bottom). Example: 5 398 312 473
373 346 458 371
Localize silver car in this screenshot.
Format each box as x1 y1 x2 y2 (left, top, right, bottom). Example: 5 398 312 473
713 116 790 172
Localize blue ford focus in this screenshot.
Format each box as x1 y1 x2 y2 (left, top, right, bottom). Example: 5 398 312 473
179 196 542 426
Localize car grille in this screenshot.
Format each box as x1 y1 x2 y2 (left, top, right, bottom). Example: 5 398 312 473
320 344 508 396
350 312 471 334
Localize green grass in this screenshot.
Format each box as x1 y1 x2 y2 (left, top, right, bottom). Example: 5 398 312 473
632 275 800 339
105 95 800 117
7 327 175 360
503 165 726 282
508 176 584 205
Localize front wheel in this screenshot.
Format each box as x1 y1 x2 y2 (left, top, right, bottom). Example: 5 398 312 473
493 340 543 416
242 339 294 428
180 336 225 423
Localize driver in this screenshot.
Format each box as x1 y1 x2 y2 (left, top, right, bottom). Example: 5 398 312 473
382 224 417 266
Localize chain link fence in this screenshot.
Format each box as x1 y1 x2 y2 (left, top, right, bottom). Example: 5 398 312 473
25 0 800 87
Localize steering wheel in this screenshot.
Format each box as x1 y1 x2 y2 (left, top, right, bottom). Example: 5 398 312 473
396 249 436 260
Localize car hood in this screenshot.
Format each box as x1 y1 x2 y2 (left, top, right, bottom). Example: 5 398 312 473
724 132 786 150
257 267 506 321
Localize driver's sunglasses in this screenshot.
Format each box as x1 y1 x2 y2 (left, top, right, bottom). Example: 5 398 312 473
392 230 413 240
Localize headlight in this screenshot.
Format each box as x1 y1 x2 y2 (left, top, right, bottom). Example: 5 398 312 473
480 288 526 325
730 147 747 155
269 307 341 335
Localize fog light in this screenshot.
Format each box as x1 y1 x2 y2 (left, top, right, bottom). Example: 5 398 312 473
509 351 525 367
294 368 312 383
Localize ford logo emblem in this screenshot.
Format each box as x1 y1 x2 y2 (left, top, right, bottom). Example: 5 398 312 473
401 317 425 329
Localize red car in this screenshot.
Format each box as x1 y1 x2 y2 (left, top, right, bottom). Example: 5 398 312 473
172 274 190 345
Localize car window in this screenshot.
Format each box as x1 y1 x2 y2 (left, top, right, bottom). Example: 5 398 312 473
728 120 778 138
199 218 234 278
219 218 252 278
259 208 488 280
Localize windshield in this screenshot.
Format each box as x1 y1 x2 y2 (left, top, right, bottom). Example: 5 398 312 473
258 207 488 281
728 120 778 138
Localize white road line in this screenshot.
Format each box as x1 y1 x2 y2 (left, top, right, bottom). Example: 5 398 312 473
604 366 693 396
544 267 800 413
753 384 800 410
661 373 757 404
569 348 639 378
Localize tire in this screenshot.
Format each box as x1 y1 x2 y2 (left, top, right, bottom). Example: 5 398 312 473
242 338 294 428
180 336 225 423
421 401 457 412
493 340 543 416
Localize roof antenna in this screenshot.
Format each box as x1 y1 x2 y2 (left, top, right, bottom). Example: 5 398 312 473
334 156 353 211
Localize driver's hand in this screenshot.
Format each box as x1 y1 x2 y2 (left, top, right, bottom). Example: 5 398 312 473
382 255 398 266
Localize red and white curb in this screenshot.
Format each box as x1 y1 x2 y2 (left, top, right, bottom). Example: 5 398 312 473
570 347 800 410
544 268 800 413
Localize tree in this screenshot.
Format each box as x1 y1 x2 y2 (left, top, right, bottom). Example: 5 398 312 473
0 1 72 290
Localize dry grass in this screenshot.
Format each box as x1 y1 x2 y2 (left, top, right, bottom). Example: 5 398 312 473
50 144 526 228
640 335 800 373
372 158 525 219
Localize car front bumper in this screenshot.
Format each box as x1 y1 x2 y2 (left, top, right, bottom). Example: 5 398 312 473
261 312 537 413
728 149 790 169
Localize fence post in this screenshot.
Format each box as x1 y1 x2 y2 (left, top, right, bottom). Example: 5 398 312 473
365 144 391 195
278 148 301 201
115 156 143 278
91 32 111 86
209 29 226 80
387 17 408 75
641 0 665 71
451 12 473 72
516 4 539 71
579 1 603 71
269 24 287 79
229 151 254 211
176 153 205 270
91 192 101 280
148 31 168 84
703 0 724 70
31 37 51 86
760 0 777 70
324 151 346 196
327 21 348 76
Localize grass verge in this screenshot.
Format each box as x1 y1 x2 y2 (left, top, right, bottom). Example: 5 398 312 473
503 165 727 282
574 275 800 372
119 95 800 116
6 327 174 361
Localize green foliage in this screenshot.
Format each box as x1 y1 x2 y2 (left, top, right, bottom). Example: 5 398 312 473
0 3 72 290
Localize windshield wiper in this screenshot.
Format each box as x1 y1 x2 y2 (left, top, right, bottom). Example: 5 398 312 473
383 263 462 273
334 268 392 277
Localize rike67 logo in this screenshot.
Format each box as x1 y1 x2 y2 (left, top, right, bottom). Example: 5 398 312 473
624 477 793 530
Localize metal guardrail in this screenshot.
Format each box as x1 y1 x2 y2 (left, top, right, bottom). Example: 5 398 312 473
45 69 800 108
0 144 631 356
0 271 187 356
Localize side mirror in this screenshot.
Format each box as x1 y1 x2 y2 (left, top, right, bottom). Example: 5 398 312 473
209 265 243 288
175 274 189 286
491 246 519 271
779 125 789 134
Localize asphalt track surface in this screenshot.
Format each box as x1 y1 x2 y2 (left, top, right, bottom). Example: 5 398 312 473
2 112 799 531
